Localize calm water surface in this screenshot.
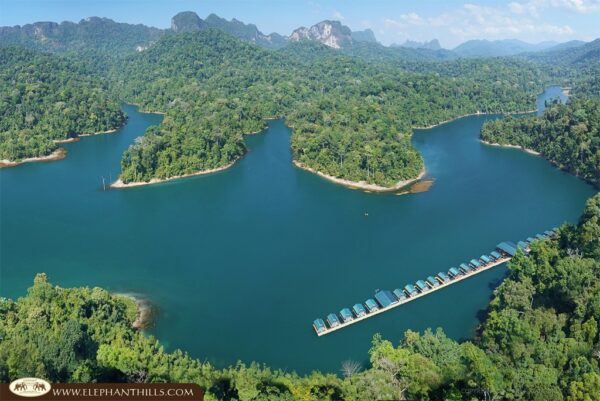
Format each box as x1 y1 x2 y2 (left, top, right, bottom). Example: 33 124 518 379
1 86 595 373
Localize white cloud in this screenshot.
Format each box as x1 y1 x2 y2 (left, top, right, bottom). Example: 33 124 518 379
379 2 576 47
333 10 345 21
400 12 424 25
510 0 600 14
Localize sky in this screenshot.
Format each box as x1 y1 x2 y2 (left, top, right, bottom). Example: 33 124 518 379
1 0 599 48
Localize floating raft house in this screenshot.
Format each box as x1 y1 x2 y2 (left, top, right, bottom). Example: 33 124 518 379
313 230 557 336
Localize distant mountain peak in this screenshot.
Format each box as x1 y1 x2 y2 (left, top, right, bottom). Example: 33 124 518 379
171 11 204 32
351 28 377 44
397 39 441 50
170 12 286 49
289 20 354 49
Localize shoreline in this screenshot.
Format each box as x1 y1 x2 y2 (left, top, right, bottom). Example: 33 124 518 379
0 148 67 168
110 159 239 189
293 160 426 193
115 293 154 330
413 109 537 130
481 140 541 156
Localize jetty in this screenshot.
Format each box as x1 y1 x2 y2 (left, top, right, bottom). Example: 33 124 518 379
313 229 558 336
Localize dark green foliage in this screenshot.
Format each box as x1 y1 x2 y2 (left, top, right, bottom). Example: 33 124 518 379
481 98 600 187
0 47 125 161
2 193 599 400
112 29 542 186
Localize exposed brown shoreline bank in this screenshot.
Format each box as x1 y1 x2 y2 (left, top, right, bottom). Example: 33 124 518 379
110 159 238 189
481 140 541 156
115 293 154 330
293 160 426 193
0 148 67 168
1 123 126 167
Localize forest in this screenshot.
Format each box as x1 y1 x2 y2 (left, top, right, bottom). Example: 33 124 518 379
1 192 599 400
481 98 600 188
111 29 543 186
0 47 125 162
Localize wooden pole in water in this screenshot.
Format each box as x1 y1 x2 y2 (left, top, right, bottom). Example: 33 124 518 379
102 176 106 191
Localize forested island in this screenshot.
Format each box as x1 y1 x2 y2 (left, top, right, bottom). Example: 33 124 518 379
0 47 125 164
481 98 600 188
1 193 598 400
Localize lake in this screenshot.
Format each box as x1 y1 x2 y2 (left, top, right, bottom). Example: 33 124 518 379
0 86 595 374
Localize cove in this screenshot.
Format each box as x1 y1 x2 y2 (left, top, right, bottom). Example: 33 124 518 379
0 87 595 374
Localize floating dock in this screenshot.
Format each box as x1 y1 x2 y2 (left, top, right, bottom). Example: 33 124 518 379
312 229 558 336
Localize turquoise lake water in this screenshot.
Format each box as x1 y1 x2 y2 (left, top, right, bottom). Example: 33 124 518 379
1 86 596 373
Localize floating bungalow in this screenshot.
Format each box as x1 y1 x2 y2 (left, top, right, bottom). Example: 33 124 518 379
340 308 354 323
427 276 440 288
353 303 367 317
326 313 340 328
365 298 379 313
490 250 502 260
459 263 471 274
437 272 450 283
313 318 326 334
393 288 407 301
480 255 491 264
448 267 461 278
469 259 482 269
415 280 429 292
404 284 418 296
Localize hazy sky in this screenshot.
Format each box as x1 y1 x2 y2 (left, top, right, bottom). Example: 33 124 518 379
1 0 599 47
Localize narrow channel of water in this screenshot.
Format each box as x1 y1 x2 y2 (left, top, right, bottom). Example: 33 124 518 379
0 86 594 373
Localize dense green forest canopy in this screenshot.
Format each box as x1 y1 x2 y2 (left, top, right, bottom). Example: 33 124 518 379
1 193 599 400
110 29 544 185
0 47 125 161
481 98 600 188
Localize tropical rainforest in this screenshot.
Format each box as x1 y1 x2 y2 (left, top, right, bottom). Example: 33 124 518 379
1 23 545 186
1 193 599 400
0 47 125 162
481 98 600 188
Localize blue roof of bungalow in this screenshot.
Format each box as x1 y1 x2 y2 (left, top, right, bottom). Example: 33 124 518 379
480 255 491 263
469 259 481 267
353 303 366 315
375 290 397 308
448 267 461 276
415 280 428 290
437 272 450 281
393 288 406 300
536 233 545 239
490 251 502 259
497 241 518 256
326 313 340 326
460 263 471 272
427 276 439 286
544 230 554 236
340 308 353 320
527 237 536 243
313 318 326 332
365 298 379 311
517 241 528 249
404 284 417 294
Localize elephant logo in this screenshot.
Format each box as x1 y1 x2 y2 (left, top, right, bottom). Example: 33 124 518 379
9 378 51 397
